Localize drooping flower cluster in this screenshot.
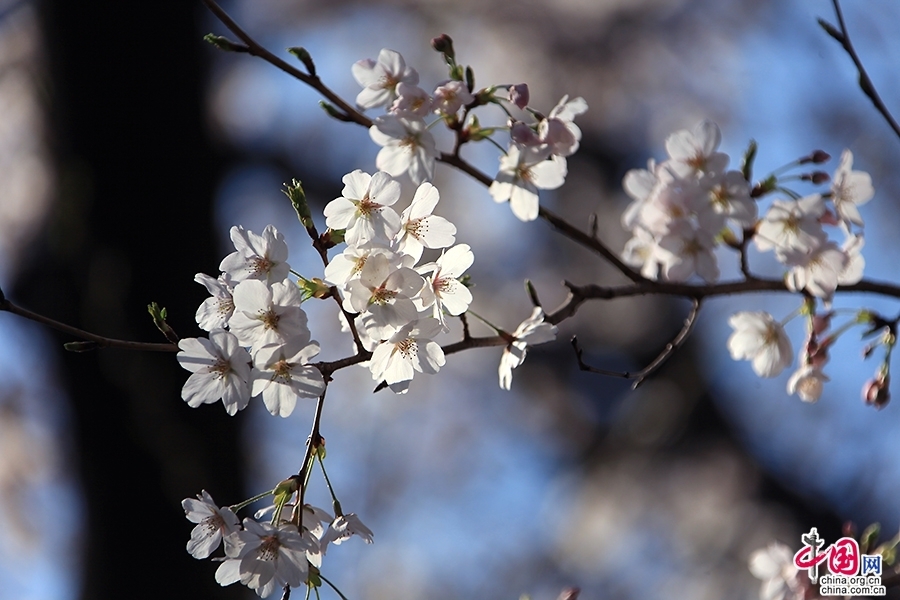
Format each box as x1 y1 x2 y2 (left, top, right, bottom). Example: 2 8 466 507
183 491 373 598
324 169 474 393
177 224 326 417
352 47 586 221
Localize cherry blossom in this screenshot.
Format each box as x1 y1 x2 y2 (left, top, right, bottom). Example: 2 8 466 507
323 170 402 247
216 519 317 598
343 253 424 340
219 225 290 285
352 48 418 110
787 364 829 403
499 308 558 390
390 82 433 118
831 149 873 228
182 490 240 559
727 312 793 378
754 195 827 258
394 181 456 262
783 241 848 299
369 318 445 394
432 80 474 115
177 329 251 415
324 244 400 288
250 340 325 418
489 144 567 222
194 272 235 332
664 120 729 178
417 244 474 328
655 220 720 283
229 280 310 351
748 542 807 600
320 513 374 552
369 115 438 185
539 95 588 157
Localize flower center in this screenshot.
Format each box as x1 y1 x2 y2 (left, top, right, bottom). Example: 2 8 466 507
260 309 280 331
397 338 417 359
210 357 232 379
249 255 272 277
273 359 293 383
258 535 280 561
370 287 397 306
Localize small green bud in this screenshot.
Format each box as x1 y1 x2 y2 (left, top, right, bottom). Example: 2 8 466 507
465 66 475 93
323 228 345 247
319 100 347 121
283 179 314 229
287 46 316 77
148 302 178 343
296 277 331 301
741 139 757 182
203 33 248 53
431 34 455 59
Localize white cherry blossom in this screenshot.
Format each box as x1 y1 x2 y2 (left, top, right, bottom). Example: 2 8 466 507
352 48 418 110
432 80 474 115
727 311 792 378
783 241 848 299
489 144 567 222
250 340 325 418
394 181 456 262
182 490 240 559
838 233 865 285
343 253 424 340
656 220 719 283
417 244 474 328
320 513 374 552
370 115 438 185
754 194 827 258
229 280 309 351
703 170 756 226
369 318 445 394
831 149 873 228
177 329 251 415
194 272 235 332
216 519 317 598
323 170 401 247
324 244 399 288
749 542 806 600
539 95 588 157
390 82 433 118
499 308 558 390
219 225 290 285
787 364 829 403
664 120 729 178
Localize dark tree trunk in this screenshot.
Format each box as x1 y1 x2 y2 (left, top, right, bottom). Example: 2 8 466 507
24 1 247 598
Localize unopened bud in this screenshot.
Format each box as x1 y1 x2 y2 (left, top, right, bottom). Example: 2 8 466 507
799 150 831 164
287 47 316 77
508 83 529 110
431 34 455 58
203 34 249 53
863 374 890 409
283 179 314 230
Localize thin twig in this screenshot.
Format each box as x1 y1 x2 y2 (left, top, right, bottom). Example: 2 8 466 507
296 384 328 515
0 289 178 353
822 0 900 141
571 298 702 389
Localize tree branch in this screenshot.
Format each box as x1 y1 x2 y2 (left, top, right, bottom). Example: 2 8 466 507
571 298 702 388
0 286 178 353
821 0 900 142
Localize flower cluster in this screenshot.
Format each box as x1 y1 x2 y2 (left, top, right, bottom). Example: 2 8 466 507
183 491 372 598
324 169 473 393
621 121 868 294
178 225 326 417
352 47 586 221
620 121 882 404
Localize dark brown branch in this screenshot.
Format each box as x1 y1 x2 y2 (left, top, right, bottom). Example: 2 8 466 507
0 288 178 352
200 0 372 128
571 298 702 389
822 0 900 141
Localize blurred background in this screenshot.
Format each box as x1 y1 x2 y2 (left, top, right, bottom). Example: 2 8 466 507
2 0 900 598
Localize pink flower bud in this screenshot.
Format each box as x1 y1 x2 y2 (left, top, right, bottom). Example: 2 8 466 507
812 312 833 336
863 375 890 409
508 83 529 109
